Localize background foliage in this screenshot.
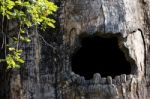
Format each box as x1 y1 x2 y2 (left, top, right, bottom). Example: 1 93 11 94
0 0 58 68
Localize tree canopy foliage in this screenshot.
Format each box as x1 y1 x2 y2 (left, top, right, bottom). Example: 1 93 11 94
0 0 58 69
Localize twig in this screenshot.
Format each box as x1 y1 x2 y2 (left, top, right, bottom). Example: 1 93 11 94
39 34 57 50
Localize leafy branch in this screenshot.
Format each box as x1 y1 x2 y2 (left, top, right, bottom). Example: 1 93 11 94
0 0 58 68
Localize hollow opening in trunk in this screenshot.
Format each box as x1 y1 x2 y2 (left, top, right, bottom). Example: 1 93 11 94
71 36 132 80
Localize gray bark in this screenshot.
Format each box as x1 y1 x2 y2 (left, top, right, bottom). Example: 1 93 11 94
1 0 150 99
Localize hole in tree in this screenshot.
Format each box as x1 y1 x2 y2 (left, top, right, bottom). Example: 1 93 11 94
71 36 131 80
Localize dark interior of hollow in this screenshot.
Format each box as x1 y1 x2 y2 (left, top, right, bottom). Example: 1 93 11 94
71 36 131 80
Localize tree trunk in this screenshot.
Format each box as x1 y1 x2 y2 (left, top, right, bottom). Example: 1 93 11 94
1 0 150 99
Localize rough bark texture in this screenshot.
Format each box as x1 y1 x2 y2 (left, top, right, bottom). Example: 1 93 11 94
1 0 150 99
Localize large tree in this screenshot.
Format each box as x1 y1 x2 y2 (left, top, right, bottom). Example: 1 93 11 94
1 0 150 99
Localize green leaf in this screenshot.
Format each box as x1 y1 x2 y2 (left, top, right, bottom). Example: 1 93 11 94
8 47 15 51
16 58 24 63
24 37 31 43
20 29 25 34
47 22 55 28
6 55 16 68
7 0 15 9
24 20 32 27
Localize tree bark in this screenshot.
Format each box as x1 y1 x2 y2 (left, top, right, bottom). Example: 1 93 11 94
1 0 150 99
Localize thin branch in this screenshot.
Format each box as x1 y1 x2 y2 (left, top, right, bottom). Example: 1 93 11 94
1 0 6 57
39 34 57 50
